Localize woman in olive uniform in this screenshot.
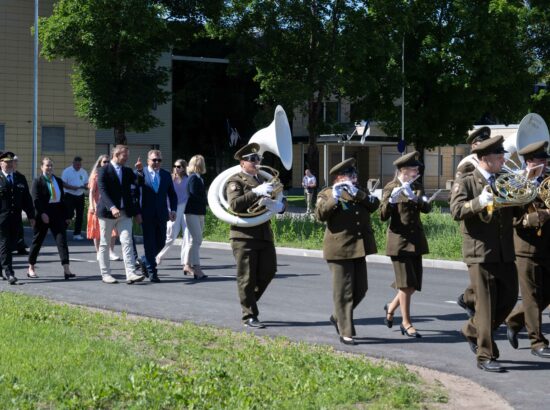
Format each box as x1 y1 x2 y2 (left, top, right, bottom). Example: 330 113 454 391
380 151 431 338
315 158 380 345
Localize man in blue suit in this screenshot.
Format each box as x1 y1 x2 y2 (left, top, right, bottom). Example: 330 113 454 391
138 149 177 282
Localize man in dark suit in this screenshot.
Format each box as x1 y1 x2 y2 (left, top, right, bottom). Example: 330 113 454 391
226 143 286 328
450 135 518 373
12 155 30 255
0 152 35 284
137 149 177 282
97 145 145 285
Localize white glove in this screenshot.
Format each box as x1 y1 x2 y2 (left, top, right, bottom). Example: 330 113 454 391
478 188 493 208
332 182 346 200
403 184 417 201
389 187 401 204
258 197 284 213
343 183 358 197
252 182 273 197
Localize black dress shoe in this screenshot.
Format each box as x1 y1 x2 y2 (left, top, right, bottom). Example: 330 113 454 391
400 324 422 338
149 274 161 283
193 274 208 280
506 323 518 349
457 294 475 318
531 346 550 358
17 249 29 255
339 336 356 346
329 315 340 336
383 304 393 328
477 359 504 373
460 330 478 355
7 275 18 285
243 318 266 328
64 272 76 280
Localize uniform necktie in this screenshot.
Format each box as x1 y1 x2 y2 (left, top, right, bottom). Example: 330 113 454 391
254 175 261 184
6 174 13 186
488 175 496 193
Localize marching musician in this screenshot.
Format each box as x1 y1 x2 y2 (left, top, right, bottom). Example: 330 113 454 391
226 143 286 329
505 141 550 358
380 151 431 339
450 135 518 372
455 127 491 319
315 158 379 345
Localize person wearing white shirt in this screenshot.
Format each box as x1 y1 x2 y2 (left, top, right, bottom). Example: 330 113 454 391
302 169 317 214
61 156 89 240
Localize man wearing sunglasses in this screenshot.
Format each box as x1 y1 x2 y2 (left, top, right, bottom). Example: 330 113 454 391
136 150 178 282
226 142 286 328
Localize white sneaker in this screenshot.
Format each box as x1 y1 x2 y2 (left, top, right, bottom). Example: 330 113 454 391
73 234 84 240
155 256 161 266
109 251 122 261
126 272 145 284
102 274 118 284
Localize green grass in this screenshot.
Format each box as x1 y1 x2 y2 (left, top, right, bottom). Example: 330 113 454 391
0 293 443 409
204 207 463 260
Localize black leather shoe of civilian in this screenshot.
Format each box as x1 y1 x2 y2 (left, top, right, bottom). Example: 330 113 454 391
339 336 356 346
531 346 550 358
7 275 18 285
329 315 340 336
243 318 266 329
457 294 475 318
477 359 504 373
149 274 161 283
506 323 519 349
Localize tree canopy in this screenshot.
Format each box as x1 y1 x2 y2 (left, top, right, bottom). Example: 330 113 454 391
39 0 171 144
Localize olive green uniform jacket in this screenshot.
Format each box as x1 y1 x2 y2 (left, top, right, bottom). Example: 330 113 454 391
315 186 379 260
379 179 431 256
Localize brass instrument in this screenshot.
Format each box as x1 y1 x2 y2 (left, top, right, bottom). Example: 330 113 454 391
245 166 285 215
485 170 538 217
538 176 550 208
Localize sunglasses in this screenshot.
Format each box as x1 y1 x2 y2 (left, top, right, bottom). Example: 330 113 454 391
150 158 162 163
244 154 262 162
174 164 183 168
101 160 109 164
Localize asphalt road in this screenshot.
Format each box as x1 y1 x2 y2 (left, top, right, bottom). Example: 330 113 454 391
2 233 549 409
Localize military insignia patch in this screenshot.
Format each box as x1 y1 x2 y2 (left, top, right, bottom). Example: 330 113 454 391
465 201 471 209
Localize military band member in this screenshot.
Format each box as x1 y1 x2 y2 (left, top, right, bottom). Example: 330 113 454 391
380 151 431 339
0 152 35 284
455 126 491 318
505 141 550 358
315 158 380 345
450 135 518 372
226 143 286 329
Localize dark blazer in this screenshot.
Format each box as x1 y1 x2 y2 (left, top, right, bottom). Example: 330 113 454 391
139 168 177 222
97 163 141 218
315 185 379 260
380 178 431 256
185 173 207 215
0 171 35 225
450 168 515 264
31 174 69 219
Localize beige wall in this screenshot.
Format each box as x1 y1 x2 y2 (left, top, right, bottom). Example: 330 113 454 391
0 0 96 177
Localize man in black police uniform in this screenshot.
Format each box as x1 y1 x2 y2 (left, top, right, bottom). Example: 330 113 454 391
226 143 286 328
505 141 550 358
0 152 35 284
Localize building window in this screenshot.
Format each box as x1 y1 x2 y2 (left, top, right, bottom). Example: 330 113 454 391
318 101 341 123
42 126 65 152
0 124 5 151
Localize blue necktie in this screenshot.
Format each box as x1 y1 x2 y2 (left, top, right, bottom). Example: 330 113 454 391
6 174 13 186
488 175 496 193
152 173 159 192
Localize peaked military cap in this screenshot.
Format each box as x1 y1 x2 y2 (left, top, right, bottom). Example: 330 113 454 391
466 126 491 145
0 151 15 161
234 143 261 160
471 135 507 156
329 158 356 176
518 140 550 160
393 151 422 169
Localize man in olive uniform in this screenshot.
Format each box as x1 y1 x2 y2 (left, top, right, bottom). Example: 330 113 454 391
505 141 550 358
455 126 491 318
0 152 35 284
315 158 379 345
226 143 286 328
380 151 432 338
450 135 518 372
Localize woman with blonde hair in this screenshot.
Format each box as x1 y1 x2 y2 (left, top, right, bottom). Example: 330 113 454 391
183 155 208 279
87 154 119 259
155 158 190 265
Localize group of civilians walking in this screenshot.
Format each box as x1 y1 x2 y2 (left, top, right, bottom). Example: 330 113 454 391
0 145 207 285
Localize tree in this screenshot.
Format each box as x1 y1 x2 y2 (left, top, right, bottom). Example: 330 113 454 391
356 0 534 155
39 0 171 144
207 1 394 178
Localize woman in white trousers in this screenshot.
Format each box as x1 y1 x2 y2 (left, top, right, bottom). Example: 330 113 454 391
155 159 190 266
182 155 208 279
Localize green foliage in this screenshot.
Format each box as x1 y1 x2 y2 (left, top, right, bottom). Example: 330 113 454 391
0 293 438 408
204 207 462 260
38 0 171 143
